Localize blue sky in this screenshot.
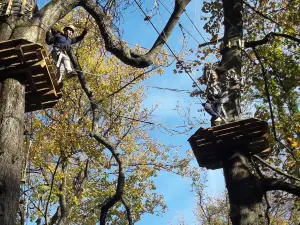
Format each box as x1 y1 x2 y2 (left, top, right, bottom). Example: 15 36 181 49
119 1 225 224
33 0 225 224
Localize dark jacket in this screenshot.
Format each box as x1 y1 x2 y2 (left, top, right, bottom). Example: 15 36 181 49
46 31 85 51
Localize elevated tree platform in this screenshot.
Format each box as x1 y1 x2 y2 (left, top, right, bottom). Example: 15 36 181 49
188 118 271 170
0 38 62 112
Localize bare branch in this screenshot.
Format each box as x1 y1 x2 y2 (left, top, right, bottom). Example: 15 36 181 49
44 155 62 224
121 197 133 225
253 155 300 183
57 160 69 225
11 0 80 41
198 38 224 48
245 32 300 48
263 178 300 197
243 0 281 26
99 65 161 102
80 0 191 68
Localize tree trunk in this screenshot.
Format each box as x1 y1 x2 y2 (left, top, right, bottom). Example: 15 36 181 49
220 0 243 120
220 0 267 224
0 77 25 225
223 152 267 225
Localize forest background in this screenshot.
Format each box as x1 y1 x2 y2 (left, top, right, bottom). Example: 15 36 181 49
18 0 299 224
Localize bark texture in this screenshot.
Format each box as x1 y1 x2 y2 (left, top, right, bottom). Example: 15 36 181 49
0 78 25 225
223 153 267 225
220 0 243 119
220 0 267 223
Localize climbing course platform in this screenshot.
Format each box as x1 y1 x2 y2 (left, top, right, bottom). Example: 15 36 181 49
188 118 271 170
0 38 62 112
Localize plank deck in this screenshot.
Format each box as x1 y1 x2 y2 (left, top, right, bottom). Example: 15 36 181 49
188 118 271 170
0 38 62 112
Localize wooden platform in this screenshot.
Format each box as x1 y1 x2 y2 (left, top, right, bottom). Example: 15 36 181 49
0 38 62 112
188 118 270 170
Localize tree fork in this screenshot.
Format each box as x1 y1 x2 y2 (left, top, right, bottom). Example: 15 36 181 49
0 77 25 225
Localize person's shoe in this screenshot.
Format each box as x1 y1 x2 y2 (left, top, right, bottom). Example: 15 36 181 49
214 117 222 122
211 117 222 127
66 71 77 78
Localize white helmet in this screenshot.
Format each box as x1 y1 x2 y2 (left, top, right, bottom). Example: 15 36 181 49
64 25 75 33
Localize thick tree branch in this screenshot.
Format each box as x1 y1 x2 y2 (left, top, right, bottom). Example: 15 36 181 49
245 32 300 48
80 0 191 68
50 160 89 225
253 155 300 183
11 0 81 41
92 133 126 225
44 155 62 225
57 159 68 225
263 178 300 197
69 43 131 225
121 197 133 225
68 50 100 131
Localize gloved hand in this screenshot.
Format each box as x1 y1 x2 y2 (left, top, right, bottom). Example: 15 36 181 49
81 29 88 36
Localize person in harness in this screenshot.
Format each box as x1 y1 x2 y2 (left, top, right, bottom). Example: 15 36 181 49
202 68 229 126
45 25 88 83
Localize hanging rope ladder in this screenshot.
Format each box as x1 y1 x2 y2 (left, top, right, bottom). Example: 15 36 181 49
0 38 62 112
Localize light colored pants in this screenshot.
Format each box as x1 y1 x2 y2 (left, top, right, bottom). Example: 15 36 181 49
52 49 72 83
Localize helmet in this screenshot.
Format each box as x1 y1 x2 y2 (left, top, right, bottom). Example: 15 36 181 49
64 25 75 33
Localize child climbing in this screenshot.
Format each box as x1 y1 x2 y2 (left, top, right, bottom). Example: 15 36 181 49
202 68 228 126
45 25 88 83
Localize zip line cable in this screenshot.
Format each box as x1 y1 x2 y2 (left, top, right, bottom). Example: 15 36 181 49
133 0 203 100
155 0 200 45
145 85 191 93
137 0 227 122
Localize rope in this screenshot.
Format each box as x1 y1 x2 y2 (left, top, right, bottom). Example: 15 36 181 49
156 0 200 44
138 0 228 122
133 0 202 97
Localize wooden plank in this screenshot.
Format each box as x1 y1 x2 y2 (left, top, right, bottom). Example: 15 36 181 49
15 45 37 92
191 119 265 141
215 126 268 141
25 81 51 92
0 39 31 50
0 52 38 67
0 48 19 58
35 51 57 84
21 43 42 53
25 101 58 112
211 118 259 132
31 74 48 82
29 63 46 75
213 121 267 135
193 125 268 146
26 90 57 103
43 56 59 91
